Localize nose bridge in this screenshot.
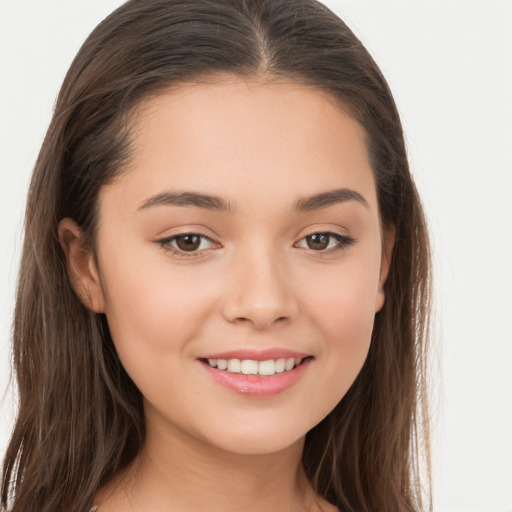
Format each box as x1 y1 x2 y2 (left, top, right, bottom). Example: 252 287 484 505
222 236 297 328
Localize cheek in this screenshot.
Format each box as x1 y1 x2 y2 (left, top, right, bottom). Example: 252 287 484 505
97 251 216 387
307 251 380 339
301 256 380 394
316 284 375 366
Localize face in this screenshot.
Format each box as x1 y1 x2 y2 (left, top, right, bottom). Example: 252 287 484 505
64 78 392 456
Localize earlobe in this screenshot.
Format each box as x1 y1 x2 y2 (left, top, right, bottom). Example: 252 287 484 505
375 226 396 313
58 218 106 313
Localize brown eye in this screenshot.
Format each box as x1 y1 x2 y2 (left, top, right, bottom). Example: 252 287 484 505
156 233 218 256
175 234 201 251
295 231 355 253
305 233 330 250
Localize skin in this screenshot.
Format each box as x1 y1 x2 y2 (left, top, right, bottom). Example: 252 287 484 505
60 77 394 512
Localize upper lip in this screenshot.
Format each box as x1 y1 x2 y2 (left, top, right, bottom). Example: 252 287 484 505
199 348 311 361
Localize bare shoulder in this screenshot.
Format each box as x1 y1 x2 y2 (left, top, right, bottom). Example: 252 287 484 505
315 496 341 512
91 489 132 512
91 466 136 512
322 503 341 512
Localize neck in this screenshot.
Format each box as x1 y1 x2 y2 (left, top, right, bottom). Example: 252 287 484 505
96 408 321 512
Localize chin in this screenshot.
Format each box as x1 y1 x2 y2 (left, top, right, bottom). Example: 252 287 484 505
199 423 307 457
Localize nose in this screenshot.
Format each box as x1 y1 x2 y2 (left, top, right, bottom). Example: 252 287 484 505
221 244 299 330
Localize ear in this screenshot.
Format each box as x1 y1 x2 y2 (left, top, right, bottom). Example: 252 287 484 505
58 218 106 313
375 226 396 313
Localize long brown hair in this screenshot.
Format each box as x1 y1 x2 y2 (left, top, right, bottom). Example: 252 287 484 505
1 1 432 511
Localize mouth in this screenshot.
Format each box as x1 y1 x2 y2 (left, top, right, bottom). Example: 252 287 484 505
201 356 308 376
198 352 313 397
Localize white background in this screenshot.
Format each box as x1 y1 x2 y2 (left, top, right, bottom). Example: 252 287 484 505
0 1 511 511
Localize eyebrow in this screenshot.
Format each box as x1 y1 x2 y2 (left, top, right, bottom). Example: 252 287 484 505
138 191 235 212
137 187 368 213
293 188 368 211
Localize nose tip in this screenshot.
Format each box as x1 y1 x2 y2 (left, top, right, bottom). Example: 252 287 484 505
227 304 291 330
221 253 298 330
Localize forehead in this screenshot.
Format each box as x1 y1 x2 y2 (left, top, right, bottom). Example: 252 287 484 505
103 77 378 215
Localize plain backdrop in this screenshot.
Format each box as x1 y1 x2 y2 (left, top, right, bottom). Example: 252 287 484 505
1 1 511 511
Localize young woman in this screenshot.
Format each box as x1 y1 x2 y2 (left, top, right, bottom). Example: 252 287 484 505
1 1 432 511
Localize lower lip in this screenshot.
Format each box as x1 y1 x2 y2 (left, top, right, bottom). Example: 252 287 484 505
199 358 312 397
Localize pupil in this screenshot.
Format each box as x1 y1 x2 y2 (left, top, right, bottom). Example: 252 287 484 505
177 235 200 251
307 233 329 250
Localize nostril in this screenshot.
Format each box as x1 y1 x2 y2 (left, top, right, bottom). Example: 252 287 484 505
231 315 289 328
233 316 250 323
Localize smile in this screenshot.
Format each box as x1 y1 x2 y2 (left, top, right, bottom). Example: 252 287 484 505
199 351 313 397
206 357 303 376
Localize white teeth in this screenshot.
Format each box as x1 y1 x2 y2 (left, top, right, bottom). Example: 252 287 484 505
206 357 304 376
275 358 286 373
241 359 258 375
227 359 241 373
258 360 276 376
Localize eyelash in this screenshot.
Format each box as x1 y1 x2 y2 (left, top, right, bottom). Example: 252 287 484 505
295 231 356 255
156 233 219 258
156 231 355 259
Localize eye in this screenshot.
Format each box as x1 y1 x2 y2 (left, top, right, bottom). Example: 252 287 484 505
295 231 355 253
156 233 218 256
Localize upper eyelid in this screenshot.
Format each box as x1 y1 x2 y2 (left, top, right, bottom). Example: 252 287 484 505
157 232 218 247
295 229 353 243
294 231 355 248
299 225 350 236
155 228 352 243
153 224 218 238
156 230 354 255
155 233 219 259
156 229 348 240
159 232 214 241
